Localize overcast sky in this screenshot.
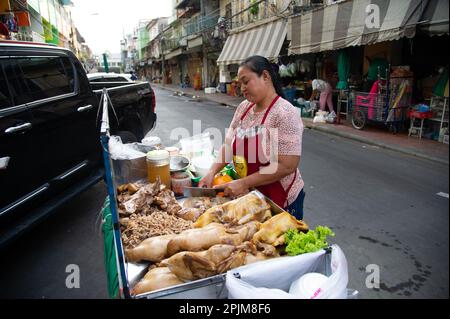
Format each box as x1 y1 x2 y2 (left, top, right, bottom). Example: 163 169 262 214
70 0 172 55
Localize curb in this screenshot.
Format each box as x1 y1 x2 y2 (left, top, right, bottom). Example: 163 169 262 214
304 121 449 165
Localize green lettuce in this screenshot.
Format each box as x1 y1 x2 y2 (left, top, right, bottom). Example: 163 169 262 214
285 226 335 256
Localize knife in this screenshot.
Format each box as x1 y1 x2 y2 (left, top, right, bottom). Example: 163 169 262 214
183 186 225 197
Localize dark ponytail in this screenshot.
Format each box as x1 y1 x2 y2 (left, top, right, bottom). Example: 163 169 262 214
240 55 285 99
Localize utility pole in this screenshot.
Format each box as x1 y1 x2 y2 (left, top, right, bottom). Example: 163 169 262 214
200 0 208 88
161 36 165 85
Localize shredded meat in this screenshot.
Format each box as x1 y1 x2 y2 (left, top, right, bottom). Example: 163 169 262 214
116 180 193 249
121 211 192 249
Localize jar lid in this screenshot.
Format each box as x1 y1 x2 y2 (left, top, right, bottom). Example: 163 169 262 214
147 149 169 161
165 146 179 154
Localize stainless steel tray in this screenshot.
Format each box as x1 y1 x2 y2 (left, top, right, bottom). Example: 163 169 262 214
125 190 286 299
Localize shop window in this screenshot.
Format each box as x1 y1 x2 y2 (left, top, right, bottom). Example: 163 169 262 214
4 56 75 105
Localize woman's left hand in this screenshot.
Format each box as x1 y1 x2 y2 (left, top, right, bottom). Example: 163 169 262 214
214 179 249 198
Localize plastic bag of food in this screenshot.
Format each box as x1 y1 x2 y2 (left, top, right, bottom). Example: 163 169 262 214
226 244 348 299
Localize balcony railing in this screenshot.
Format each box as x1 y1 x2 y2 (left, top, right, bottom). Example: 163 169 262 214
163 37 186 51
184 11 220 37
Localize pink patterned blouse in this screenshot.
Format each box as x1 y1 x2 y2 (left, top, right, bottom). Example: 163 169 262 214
225 97 305 205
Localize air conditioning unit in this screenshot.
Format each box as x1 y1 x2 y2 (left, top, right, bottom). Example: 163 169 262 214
179 38 187 46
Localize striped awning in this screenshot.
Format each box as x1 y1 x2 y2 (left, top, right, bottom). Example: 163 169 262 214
289 0 426 55
217 19 287 65
419 0 449 36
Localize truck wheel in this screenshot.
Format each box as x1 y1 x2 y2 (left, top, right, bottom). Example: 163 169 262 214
117 131 137 143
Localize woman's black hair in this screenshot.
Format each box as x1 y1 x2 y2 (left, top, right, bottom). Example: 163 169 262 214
240 55 285 99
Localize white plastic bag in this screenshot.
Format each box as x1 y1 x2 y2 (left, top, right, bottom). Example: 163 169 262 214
109 136 145 160
226 244 348 299
313 111 328 124
109 136 148 185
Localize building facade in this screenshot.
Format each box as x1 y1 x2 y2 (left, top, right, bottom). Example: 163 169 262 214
0 0 91 62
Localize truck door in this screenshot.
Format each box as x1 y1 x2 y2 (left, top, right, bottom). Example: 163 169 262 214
0 57 45 221
19 53 101 193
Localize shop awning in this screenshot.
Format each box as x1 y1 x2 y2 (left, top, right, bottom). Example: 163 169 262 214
217 19 287 65
418 0 449 36
289 0 426 55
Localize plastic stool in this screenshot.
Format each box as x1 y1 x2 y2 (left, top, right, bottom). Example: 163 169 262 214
408 110 433 139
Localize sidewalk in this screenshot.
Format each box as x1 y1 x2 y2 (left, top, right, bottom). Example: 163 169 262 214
153 83 449 165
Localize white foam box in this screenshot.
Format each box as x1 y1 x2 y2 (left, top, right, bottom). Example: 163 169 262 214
204 87 216 94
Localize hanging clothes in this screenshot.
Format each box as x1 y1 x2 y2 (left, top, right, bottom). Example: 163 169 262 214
336 50 350 90
433 67 449 97
0 21 10 39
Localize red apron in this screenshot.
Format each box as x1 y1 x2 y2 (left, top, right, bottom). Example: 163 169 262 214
232 96 297 208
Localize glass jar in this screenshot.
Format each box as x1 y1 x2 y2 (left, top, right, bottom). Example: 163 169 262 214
146 150 171 187
171 171 192 196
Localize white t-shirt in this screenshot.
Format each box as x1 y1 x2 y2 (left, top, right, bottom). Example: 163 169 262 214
312 79 329 92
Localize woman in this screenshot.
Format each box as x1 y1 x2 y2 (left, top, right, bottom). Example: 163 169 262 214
309 78 336 117
199 56 305 220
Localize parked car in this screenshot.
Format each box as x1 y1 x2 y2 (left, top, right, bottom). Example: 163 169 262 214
0 41 157 247
87 72 134 83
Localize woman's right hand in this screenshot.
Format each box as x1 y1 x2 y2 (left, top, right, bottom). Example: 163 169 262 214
198 171 215 188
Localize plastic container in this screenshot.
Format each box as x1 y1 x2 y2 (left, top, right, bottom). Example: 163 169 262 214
283 87 297 104
146 150 171 188
289 272 347 299
171 171 192 196
165 146 179 157
191 155 215 177
289 272 328 298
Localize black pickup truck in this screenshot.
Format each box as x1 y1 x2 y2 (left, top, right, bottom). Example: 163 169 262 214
0 41 156 246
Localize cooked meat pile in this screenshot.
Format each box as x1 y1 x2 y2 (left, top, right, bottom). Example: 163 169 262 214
117 180 193 249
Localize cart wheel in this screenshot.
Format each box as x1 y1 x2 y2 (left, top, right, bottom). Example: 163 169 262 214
352 110 366 130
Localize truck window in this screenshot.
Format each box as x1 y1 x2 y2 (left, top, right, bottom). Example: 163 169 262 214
4 56 75 105
0 61 12 110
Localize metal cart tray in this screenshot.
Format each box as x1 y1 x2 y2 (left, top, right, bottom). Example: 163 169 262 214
125 190 284 299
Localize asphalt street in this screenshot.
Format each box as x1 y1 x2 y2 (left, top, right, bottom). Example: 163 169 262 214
0 87 448 299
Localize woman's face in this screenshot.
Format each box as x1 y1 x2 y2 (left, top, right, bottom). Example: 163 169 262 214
238 66 269 104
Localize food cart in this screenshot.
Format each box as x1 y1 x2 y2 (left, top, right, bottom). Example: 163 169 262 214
99 89 357 299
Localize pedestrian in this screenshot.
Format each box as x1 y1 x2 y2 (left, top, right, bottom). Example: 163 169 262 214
309 78 336 117
130 71 137 81
199 55 306 220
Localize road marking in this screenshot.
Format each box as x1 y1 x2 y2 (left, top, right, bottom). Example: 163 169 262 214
436 192 449 199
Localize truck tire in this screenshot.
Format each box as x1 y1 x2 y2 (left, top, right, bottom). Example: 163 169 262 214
117 131 137 143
